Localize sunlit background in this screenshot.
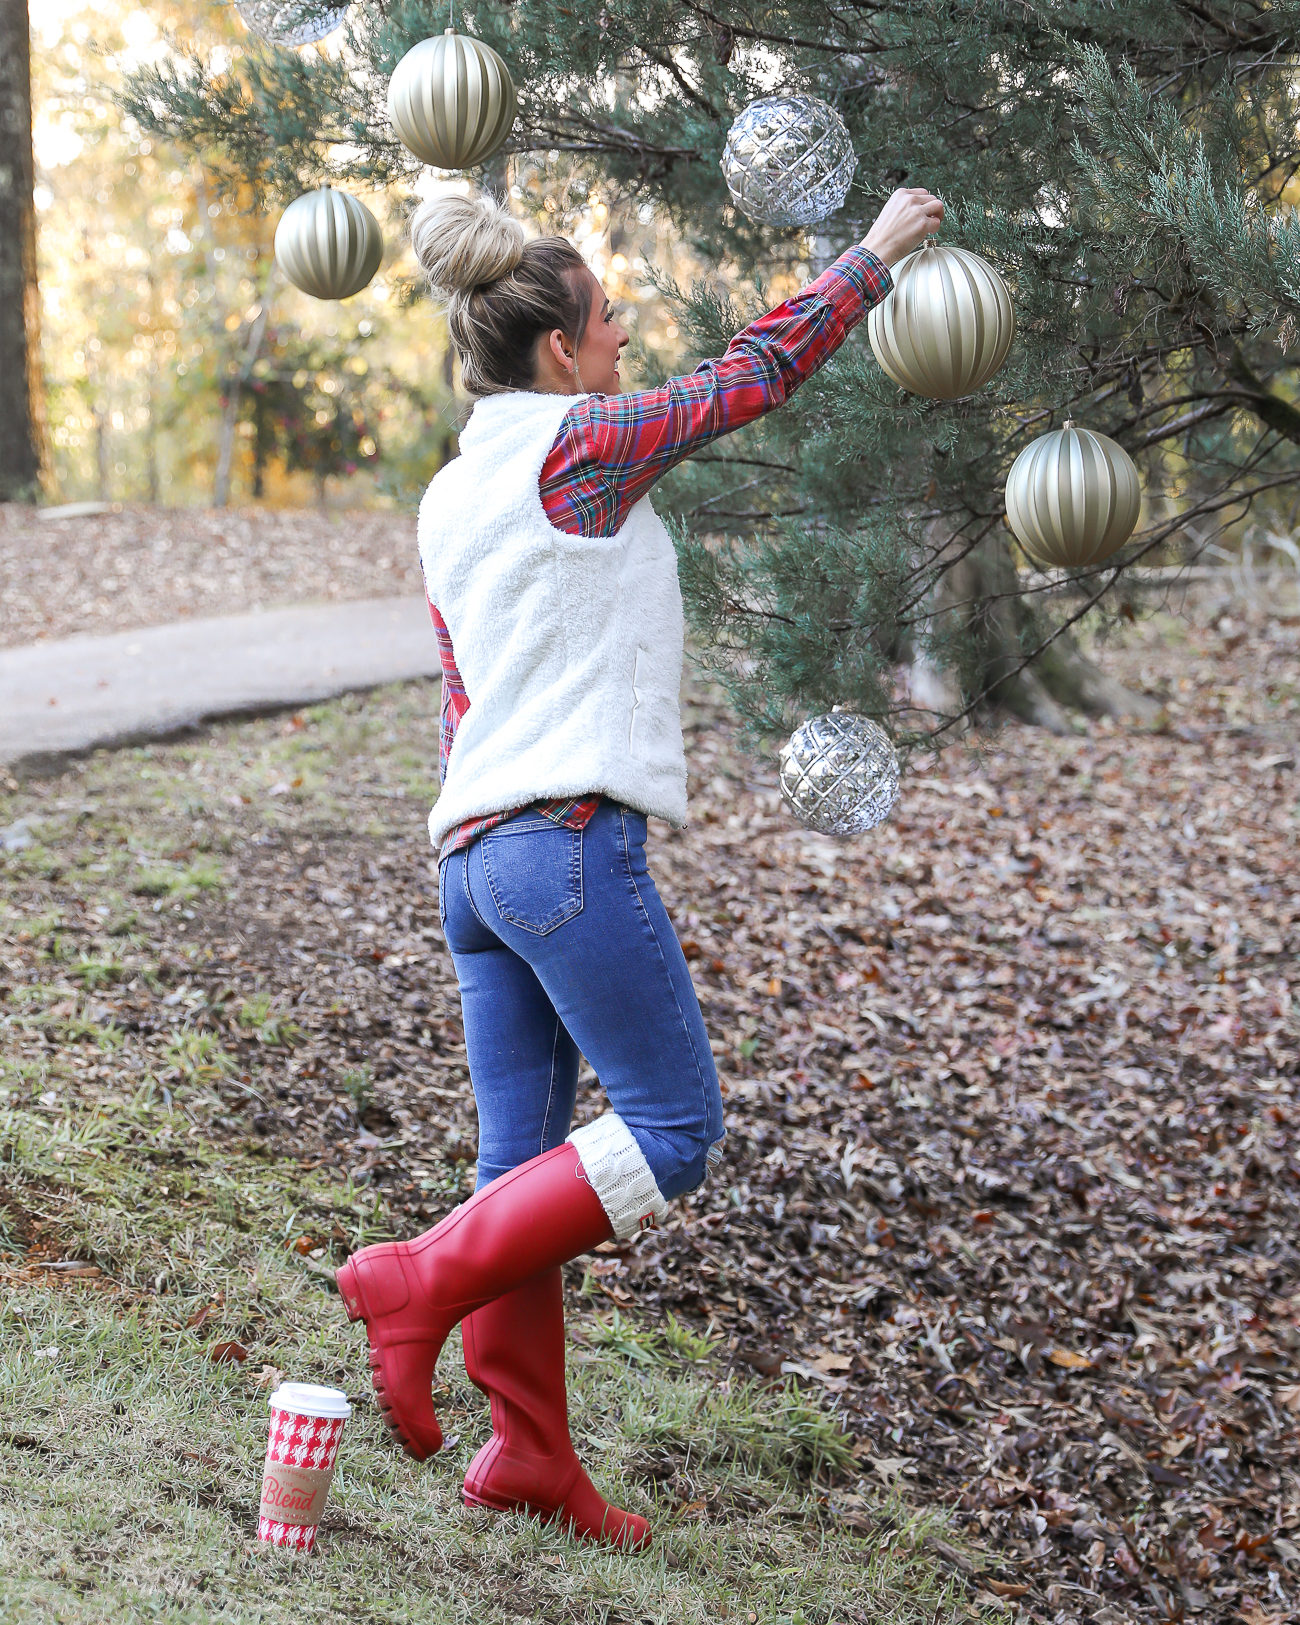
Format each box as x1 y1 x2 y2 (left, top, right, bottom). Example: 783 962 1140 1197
30 1 757 510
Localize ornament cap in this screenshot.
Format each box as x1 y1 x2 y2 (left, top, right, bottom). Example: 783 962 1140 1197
444 24 455 33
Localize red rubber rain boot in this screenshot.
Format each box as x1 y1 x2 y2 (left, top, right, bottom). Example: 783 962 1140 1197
336 1119 664 1462
461 1269 651 1550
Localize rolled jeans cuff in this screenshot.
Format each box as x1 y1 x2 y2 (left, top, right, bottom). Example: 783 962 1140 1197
568 1112 668 1240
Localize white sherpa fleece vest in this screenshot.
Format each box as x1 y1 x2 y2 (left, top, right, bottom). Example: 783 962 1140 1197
417 390 687 850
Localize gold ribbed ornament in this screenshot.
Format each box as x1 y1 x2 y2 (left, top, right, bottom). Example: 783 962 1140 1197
274 186 384 301
1005 421 1142 568
387 28 517 170
868 242 1015 400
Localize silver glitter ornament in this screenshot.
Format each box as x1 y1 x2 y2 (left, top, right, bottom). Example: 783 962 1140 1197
778 713 900 836
235 1 348 47
720 95 857 228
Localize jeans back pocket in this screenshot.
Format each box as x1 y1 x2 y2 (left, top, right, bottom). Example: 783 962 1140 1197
481 818 583 936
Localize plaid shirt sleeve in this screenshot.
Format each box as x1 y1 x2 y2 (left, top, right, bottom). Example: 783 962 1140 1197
539 245 892 538
428 597 467 786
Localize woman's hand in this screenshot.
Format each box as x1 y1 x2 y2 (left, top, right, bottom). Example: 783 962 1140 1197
862 188 944 267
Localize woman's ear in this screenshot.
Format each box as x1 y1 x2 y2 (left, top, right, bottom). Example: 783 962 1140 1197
547 328 578 375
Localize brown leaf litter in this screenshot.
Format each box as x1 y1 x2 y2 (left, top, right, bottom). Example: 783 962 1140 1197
1 564 1298 1623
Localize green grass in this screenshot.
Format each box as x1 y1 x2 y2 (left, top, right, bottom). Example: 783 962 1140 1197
0 686 958 1620
0 1085 955 1625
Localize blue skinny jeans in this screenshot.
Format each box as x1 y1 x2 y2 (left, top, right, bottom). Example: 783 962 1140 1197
438 800 724 1199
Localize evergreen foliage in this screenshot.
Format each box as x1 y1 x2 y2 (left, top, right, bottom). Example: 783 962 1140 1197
122 1 1300 743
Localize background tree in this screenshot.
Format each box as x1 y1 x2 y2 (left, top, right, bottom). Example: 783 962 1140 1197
27 0 454 509
122 0 1300 740
0 0 48 500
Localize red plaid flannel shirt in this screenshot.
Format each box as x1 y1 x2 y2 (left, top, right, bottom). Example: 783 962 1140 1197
431 245 892 856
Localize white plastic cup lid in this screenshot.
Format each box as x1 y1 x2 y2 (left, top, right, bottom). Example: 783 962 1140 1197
268 1382 352 1419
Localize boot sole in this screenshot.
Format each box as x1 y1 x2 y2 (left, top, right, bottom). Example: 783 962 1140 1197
461 1487 651 1550
337 1257 440 1464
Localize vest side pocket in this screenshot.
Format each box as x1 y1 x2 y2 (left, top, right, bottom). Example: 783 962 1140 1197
629 647 651 759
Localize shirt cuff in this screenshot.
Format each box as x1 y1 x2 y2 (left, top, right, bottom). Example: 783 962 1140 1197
803 244 893 324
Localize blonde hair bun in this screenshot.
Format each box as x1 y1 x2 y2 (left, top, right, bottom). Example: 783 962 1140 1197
410 190 526 296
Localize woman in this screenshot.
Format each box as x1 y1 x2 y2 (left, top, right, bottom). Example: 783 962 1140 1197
338 182 943 1549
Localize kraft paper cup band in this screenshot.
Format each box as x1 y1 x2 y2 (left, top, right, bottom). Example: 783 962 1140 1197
259 1462 337 1531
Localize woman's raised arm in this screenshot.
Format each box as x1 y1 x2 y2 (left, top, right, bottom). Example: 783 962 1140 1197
539 188 943 539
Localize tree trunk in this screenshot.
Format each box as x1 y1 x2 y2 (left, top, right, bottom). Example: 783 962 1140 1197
144 265 160 503
213 294 271 507
909 529 1160 735
252 392 268 499
0 0 47 500
87 352 110 500
93 399 109 501
144 384 159 503
212 390 241 508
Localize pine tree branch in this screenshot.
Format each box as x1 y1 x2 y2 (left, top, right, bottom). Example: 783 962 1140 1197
922 465 1300 740
1169 0 1286 49
1227 345 1300 446
1130 397 1239 449
516 111 701 167
637 48 721 119
675 0 886 56
691 454 800 474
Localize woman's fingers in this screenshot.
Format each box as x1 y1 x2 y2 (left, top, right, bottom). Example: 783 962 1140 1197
861 187 944 265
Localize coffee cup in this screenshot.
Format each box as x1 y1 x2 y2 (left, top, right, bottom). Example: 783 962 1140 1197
258 1382 351 1551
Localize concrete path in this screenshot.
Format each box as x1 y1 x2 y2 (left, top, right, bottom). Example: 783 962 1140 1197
1 596 440 772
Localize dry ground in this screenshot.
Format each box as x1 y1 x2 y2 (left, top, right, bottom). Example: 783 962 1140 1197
0 503 421 649
1 516 1298 1623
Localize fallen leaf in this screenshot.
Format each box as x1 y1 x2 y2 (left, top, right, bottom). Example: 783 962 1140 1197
1046 1348 1093 1369
869 1455 916 1485
1147 1463 1190 1488
210 1340 248 1364
1237 1600 1281 1625
985 1581 1029 1598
